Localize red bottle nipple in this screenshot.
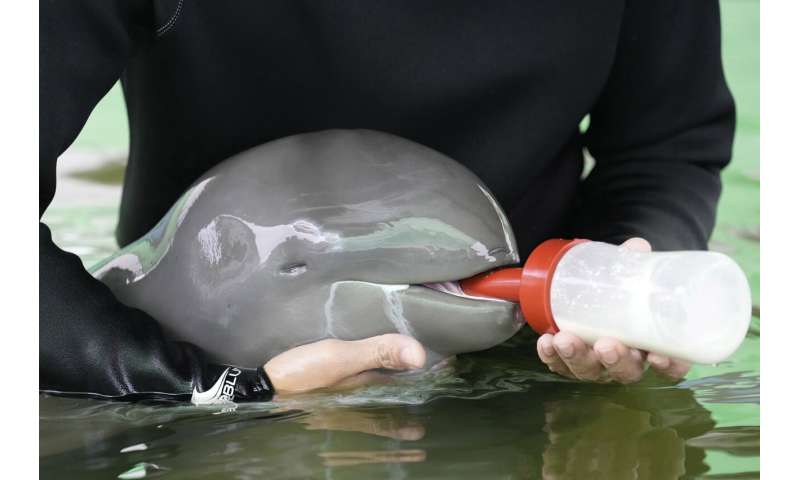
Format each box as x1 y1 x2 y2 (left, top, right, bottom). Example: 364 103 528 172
460 238 588 334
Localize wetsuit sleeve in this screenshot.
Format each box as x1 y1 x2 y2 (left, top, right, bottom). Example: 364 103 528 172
568 0 735 251
40 0 273 403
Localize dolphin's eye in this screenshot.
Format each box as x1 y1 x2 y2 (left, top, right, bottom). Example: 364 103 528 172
279 262 308 276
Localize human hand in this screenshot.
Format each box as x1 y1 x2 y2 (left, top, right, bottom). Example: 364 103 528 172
264 333 426 394
535 237 691 384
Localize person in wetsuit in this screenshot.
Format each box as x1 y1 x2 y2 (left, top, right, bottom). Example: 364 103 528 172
40 1 735 403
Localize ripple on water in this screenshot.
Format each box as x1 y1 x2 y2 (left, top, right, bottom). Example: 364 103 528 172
679 371 760 405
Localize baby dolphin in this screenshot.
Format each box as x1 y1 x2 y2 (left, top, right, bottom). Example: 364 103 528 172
92 130 524 368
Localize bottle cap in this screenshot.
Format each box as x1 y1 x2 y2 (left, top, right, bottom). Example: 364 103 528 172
460 238 588 334
519 238 588 334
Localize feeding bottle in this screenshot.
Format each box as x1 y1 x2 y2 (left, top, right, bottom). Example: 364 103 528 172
461 239 752 364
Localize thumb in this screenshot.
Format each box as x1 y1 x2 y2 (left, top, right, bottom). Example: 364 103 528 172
349 334 427 371
264 334 426 394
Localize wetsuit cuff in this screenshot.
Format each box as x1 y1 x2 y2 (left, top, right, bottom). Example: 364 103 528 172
242 368 275 402
191 366 274 405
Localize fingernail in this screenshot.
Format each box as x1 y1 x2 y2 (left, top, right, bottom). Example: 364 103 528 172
599 349 618 365
543 344 556 357
555 342 574 358
400 347 424 368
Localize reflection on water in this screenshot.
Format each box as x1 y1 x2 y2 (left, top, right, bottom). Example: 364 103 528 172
40 330 759 479
38 362 717 479
40 154 760 479
319 449 427 468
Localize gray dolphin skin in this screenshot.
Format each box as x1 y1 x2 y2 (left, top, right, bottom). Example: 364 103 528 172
92 130 524 368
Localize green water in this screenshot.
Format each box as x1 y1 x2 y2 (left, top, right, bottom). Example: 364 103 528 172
40 1 759 478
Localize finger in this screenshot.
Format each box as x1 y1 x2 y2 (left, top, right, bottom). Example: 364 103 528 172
594 337 645 384
537 334 575 379
264 338 363 393
620 237 652 252
648 353 691 381
350 333 427 371
553 332 606 382
264 334 425 393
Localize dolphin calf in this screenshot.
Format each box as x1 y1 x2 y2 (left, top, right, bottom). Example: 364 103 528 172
92 130 524 368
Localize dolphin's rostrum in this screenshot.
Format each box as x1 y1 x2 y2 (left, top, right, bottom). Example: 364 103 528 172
92 130 524 368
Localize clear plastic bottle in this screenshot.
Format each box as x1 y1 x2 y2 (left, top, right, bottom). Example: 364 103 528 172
461 240 752 364
549 242 751 364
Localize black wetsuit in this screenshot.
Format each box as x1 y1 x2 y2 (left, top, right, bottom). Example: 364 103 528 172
40 1 735 402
